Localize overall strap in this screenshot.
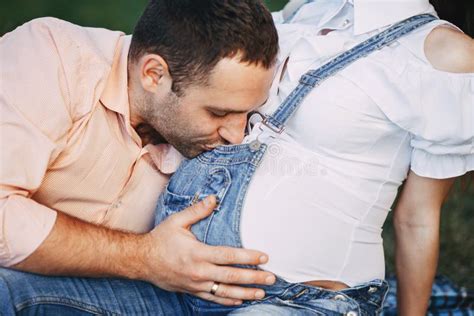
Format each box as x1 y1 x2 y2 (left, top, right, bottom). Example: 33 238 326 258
263 14 437 133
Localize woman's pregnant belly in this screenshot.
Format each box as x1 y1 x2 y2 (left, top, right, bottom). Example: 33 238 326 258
239 142 387 287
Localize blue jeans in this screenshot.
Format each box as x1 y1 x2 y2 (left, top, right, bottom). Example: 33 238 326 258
0 268 189 315
0 267 388 315
0 267 387 315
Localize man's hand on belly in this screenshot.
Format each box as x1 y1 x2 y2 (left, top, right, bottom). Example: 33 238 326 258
138 195 276 305
13 196 275 306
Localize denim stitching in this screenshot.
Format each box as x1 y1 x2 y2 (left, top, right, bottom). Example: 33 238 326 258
16 296 119 315
207 167 232 211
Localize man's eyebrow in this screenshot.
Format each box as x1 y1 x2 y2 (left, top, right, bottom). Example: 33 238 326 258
209 99 268 114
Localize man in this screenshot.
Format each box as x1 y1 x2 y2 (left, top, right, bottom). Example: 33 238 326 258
0 0 280 313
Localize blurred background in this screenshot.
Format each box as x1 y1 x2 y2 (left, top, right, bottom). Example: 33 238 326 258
1 0 472 289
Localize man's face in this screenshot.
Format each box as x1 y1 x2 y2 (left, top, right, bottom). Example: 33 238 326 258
141 57 275 158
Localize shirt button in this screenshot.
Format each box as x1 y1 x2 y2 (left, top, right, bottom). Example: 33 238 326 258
368 286 378 294
113 200 122 208
342 19 351 27
346 312 358 316
334 294 346 301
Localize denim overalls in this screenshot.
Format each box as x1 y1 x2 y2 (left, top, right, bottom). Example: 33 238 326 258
155 14 437 316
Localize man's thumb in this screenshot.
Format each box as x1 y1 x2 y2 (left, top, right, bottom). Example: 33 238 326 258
175 195 216 227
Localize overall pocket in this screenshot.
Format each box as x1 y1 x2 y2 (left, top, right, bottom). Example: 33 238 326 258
156 165 232 243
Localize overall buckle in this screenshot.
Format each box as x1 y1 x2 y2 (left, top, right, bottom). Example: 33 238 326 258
261 117 285 134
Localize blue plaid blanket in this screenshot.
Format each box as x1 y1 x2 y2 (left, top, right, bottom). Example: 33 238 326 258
382 275 474 315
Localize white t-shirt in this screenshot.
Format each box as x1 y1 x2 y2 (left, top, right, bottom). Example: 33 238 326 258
240 0 473 286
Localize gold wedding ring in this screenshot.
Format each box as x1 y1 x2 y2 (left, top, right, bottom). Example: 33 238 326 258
210 282 220 295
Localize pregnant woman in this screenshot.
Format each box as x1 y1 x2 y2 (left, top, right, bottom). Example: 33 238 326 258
155 1 474 315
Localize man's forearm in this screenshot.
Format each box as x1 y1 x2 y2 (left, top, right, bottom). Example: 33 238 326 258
10 198 277 306
394 212 440 315
13 211 147 280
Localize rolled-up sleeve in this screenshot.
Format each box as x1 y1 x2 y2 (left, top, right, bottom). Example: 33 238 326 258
0 90 59 267
0 18 75 266
0 197 57 267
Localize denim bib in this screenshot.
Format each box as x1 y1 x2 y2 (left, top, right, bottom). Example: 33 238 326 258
155 14 437 316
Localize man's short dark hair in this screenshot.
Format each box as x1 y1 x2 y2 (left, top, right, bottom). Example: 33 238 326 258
129 0 279 95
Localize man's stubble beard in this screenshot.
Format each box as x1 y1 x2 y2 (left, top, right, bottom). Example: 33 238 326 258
141 91 202 158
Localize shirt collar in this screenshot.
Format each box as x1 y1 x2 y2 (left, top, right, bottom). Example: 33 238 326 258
100 35 132 118
283 0 436 35
353 0 436 35
98 35 185 173
99 35 144 144
275 0 437 99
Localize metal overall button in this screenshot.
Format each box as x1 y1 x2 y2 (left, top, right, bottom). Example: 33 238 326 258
346 311 358 316
333 294 346 301
249 140 261 152
368 286 378 294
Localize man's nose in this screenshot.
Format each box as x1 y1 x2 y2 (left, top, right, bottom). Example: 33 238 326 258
218 114 247 145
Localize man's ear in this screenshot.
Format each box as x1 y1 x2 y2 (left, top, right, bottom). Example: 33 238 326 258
139 54 172 93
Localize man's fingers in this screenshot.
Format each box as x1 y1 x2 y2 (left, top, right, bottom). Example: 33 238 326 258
193 282 266 305
206 265 275 286
172 195 217 227
205 246 270 266
198 246 276 285
194 292 242 306
193 284 263 306
208 282 266 300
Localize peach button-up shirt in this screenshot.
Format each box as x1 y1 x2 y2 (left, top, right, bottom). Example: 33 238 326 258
0 18 183 267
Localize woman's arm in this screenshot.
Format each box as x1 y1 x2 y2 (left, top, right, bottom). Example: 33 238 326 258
425 25 474 73
394 24 474 315
393 171 455 315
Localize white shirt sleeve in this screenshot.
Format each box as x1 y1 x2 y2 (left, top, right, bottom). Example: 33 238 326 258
407 75 474 179
396 21 473 179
